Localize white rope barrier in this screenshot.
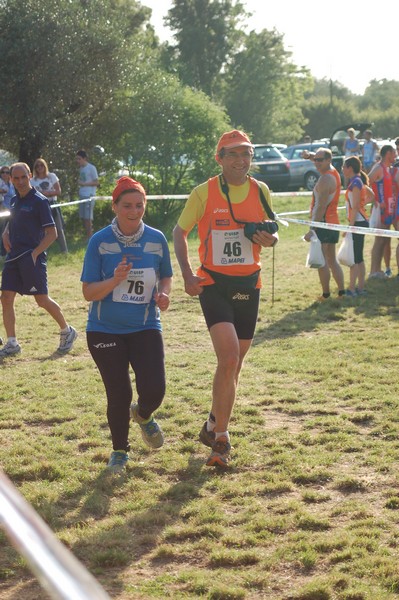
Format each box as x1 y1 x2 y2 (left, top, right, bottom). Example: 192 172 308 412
1 193 393 238
0 469 111 600
279 216 399 238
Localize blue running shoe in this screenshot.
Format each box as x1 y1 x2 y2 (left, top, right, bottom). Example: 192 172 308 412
107 450 128 473
130 404 164 448
0 341 21 358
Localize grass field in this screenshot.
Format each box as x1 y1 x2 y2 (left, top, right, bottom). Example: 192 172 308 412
1 194 399 600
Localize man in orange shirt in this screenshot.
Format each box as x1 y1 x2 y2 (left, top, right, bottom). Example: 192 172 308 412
173 130 278 468
303 148 345 301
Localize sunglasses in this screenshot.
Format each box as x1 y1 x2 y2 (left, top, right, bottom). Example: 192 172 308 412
314 158 326 163
1 170 10 174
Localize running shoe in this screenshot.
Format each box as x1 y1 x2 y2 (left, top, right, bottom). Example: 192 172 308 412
368 271 387 280
199 421 216 448
130 403 164 448
385 268 392 277
356 288 368 296
57 326 78 354
345 289 357 297
206 436 231 468
0 342 21 358
106 450 128 474
316 295 330 303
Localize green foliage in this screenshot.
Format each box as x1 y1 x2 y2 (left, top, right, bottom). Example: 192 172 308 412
222 29 312 143
165 0 249 97
0 0 151 166
94 64 230 213
310 78 355 102
359 79 399 111
304 78 399 140
361 107 399 139
303 97 358 142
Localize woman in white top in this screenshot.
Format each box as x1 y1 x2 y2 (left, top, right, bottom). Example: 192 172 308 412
31 158 68 253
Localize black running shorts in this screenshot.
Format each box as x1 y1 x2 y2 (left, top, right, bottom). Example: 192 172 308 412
314 227 339 244
199 283 260 340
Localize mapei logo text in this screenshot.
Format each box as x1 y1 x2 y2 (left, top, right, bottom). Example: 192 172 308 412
213 208 228 213
232 292 250 301
93 342 117 349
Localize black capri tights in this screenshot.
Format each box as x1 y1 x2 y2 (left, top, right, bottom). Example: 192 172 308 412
353 220 369 264
87 329 165 451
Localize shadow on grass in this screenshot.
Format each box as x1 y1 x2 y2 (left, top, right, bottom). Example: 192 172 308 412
254 298 349 343
66 454 214 596
254 277 399 344
3 454 215 597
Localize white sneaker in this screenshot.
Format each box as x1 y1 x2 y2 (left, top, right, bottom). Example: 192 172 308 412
57 326 78 354
0 341 21 358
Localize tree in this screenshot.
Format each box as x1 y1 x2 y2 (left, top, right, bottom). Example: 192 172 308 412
359 79 399 112
221 29 312 144
94 66 231 231
0 0 151 167
98 67 231 191
302 98 358 142
164 0 248 97
309 78 355 103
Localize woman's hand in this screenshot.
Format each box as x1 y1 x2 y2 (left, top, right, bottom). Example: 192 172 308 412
154 292 170 311
113 256 132 284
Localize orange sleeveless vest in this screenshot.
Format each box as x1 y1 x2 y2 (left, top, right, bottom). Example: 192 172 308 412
197 176 266 285
310 166 341 224
345 176 368 221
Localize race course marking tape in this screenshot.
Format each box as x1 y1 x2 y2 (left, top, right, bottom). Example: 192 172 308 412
279 216 399 239
3 193 391 239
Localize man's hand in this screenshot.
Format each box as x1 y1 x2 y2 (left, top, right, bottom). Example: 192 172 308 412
301 150 315 161
183 272 205 296
252 230 278 247
2 229 11 253
31 250 39 265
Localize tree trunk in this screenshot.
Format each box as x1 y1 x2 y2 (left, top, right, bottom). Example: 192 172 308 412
18 139 42 170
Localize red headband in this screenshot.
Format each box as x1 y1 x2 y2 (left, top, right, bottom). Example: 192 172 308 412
112 176 146 202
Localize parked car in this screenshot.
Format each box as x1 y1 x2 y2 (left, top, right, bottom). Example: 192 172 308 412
281 142 328 191
280 124 373 191
250 144 290 191
270 143 287 151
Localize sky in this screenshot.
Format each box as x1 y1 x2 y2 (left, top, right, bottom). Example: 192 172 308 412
142 0 396 95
